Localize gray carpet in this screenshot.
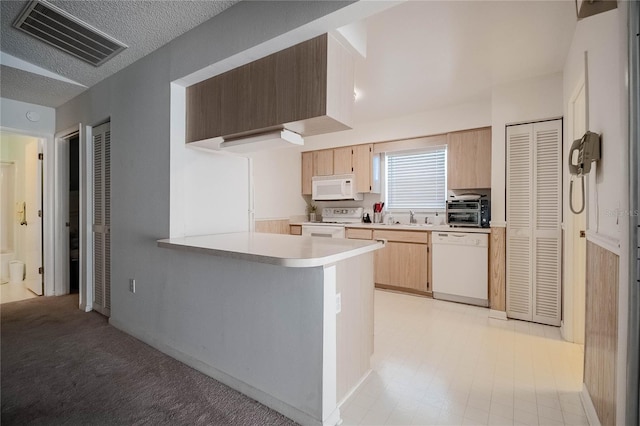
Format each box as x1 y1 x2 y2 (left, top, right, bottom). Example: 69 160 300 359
1 295 298 426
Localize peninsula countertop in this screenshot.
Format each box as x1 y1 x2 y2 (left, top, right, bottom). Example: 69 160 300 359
158 232 385 268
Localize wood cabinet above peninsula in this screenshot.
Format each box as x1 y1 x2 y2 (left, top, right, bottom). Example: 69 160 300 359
186 34 354 144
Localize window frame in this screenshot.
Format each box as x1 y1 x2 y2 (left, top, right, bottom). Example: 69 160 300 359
383 145 448 213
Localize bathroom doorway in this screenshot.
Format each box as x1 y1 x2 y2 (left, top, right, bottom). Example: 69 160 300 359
0 131 43 303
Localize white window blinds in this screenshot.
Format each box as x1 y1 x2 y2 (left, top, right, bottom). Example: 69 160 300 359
385 146 447 210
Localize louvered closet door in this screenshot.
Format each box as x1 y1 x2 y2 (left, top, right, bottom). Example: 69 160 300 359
507 124 534 321
93 122 111 317
532 120 562 325
506 119 562 326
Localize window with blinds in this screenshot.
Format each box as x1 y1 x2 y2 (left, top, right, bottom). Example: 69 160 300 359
385 146 447 210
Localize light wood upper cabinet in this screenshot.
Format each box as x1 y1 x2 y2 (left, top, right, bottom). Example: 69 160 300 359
447 127 492 190
333 147 353 175
301 152 313 195
352 144 373 193
313 150 334 176
301 143 377 194
186 34 354 144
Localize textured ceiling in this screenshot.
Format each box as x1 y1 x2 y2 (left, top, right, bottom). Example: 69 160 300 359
0 64 86 107
0 0 239 107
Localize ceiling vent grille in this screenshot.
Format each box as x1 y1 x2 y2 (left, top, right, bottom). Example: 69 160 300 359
13 0 127 67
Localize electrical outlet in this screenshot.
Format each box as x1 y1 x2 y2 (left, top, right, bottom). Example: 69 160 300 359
129 279 136 293
335 293 341 314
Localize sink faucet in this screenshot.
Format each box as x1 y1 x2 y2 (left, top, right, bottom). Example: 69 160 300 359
409 210 416 224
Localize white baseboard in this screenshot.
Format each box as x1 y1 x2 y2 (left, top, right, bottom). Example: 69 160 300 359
109 318 329 426
581 384 601 426
489 309 507 320
338 369 372 408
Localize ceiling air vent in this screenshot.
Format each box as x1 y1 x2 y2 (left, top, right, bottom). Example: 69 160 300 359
13 0 127 67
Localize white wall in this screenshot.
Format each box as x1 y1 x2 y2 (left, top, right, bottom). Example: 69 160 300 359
0 98 55 136
305 98 491 151
490 72 564 224
563 7 629 423
248 147 307 220
109 251 328 425
564 9 627 240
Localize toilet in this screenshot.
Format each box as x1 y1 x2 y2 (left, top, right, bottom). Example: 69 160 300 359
9 260 24 284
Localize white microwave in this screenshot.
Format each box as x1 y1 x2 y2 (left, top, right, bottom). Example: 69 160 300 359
312 174 363 201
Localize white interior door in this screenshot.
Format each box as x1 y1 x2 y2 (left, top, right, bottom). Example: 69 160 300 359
506 124 534 321
55 137 69 296
532 120 562 326
507 119 562 326
24 139 43 295
92 122 110 317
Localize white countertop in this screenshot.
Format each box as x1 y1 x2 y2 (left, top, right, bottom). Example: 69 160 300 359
158 232 385 268
343 223 492 234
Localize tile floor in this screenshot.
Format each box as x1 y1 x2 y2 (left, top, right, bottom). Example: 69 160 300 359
0 281 38 304
340 290 588 426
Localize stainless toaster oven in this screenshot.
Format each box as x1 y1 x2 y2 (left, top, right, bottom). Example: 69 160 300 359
446 199 490 227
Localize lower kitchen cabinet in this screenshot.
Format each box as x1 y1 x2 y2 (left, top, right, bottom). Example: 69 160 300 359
374 241 429 293
345 228 373 240
346 228 431 295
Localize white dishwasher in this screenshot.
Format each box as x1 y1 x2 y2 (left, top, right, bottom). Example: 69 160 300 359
432 231 489 307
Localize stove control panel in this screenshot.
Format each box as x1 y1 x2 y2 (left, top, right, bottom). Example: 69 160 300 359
321 207 364 223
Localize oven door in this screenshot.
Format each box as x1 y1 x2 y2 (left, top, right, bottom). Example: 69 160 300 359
301 224 345 238
447 210 481 227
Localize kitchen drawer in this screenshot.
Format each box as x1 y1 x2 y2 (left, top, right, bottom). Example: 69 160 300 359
373 229 429 244
290 225 302 235
346 228 373 240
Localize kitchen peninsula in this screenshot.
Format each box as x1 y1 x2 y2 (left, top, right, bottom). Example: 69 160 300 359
154 232 384 426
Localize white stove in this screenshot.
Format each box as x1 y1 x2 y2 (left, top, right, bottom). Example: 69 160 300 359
301 207 363 238
320 207 364 224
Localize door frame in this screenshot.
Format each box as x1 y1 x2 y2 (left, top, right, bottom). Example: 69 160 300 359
626 0 639 421
0 125 53 296
562 75 588 344
54 124 93 311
